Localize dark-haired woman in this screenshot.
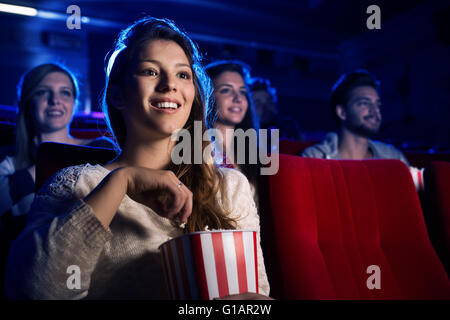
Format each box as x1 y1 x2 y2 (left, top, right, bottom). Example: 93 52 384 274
205 60 261 207
6 18 270 300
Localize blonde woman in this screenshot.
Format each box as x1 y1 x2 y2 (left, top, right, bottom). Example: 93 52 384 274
0 64 115 299
0 63 115 218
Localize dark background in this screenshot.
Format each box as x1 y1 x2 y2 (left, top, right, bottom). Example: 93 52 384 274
0 0 449 149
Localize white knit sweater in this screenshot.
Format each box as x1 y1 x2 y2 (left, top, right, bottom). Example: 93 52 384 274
6 164 270 299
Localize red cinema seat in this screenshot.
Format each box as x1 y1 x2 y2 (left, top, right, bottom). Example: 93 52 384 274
263 155 450 299
35 142 117 193
278 139 316 156
403 151 450 168
69 128 109 140
423 161 450 274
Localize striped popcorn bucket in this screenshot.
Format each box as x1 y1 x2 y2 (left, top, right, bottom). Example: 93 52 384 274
409 166 425 192
159 230 258 300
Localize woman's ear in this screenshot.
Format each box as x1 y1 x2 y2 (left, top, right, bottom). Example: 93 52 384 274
109 84 125 110
336 104 346 121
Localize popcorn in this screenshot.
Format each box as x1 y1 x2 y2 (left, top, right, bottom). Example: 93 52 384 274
175 220 209 230
174 216 186 229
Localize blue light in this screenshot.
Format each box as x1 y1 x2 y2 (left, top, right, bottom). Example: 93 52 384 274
36 10 66 21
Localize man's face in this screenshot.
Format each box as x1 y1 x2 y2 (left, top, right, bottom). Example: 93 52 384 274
341 86 382 137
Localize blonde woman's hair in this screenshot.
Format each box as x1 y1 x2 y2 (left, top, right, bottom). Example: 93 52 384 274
15 63 79 169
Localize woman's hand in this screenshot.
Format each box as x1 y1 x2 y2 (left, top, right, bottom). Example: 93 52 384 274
125 167 193 223
84 166 192 228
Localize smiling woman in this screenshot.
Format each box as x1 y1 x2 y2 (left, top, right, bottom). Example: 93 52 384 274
0 63 116 216
5 17 270 300
205 60 261 206
0 63 116 299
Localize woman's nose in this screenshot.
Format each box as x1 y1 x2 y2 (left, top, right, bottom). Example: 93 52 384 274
48 91 60 105
232 91 242 103
157 73 177 92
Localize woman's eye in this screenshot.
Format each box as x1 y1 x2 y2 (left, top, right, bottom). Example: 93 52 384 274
141 69 157 76
34 89 47 97
178 72 191 80
240 90 247 96
219 88 230 94
61 90 73 97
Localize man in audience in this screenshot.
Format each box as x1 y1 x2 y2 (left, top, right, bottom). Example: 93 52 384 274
249 77 303 141
302 69 409 166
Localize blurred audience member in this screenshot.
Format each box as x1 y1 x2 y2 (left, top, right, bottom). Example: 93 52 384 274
249 77 303 141
1 63 115 218
0 63 115 298
205 60 261 203
302 69 409 165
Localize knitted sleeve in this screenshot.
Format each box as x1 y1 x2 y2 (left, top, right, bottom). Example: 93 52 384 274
5 165 112 300
219 168 271 297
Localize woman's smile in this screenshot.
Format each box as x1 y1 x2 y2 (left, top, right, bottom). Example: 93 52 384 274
149 97 182 113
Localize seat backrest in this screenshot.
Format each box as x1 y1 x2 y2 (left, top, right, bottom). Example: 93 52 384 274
35 142 117 192
423 161 450 275
263 155 450 299
403 151 450 168
278 139 316 156
69 128 109 140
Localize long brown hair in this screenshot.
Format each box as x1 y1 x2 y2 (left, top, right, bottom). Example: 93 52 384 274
102 17 237 232
204 60 261 190
15 63 79 170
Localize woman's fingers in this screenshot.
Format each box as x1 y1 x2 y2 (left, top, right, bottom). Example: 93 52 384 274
153 171 192 221
177 186 193 223
127 168 193 222
168 182 193 223
164 175 186 216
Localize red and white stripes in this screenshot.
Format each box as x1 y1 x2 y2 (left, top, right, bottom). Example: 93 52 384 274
410 167 425 192
159 230 258 300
